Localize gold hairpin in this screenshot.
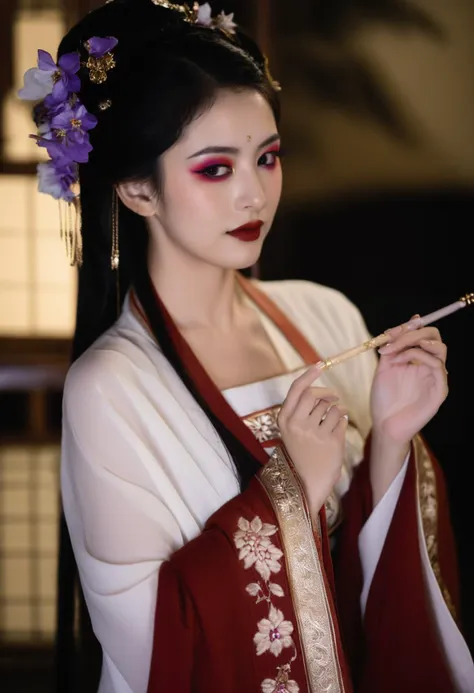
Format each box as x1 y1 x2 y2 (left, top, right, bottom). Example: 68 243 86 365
150 0 197 22
85 52 116 85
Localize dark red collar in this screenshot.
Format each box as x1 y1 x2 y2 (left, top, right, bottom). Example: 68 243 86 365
131 273 322 467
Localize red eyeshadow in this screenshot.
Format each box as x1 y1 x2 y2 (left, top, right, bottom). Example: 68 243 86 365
190 157 233 173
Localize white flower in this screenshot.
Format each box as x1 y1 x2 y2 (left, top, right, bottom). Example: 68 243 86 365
234 517 282 581
216 10 237 34
254 604 294 657
18 66 54 101
261 678 299 693
196 2 213 26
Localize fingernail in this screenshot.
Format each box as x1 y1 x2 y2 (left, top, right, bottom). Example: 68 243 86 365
406 315 422 331
378 343 393 354
385 325 403 337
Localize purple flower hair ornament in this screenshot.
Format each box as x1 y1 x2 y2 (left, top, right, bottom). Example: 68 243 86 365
18 37 118 202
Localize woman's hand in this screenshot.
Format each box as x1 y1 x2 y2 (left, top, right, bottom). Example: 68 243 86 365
278 364 348 521
371 317 449 446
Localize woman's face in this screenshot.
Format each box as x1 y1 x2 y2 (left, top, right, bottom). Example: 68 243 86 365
153 88 282 270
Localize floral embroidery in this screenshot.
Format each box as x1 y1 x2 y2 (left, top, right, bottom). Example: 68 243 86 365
244 408 281 443
254 604 294 656
234 516 299 693
234 517 283 581
262 664 300 692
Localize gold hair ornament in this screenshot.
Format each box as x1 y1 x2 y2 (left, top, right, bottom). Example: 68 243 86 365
59 193 83 267
150 1 237 35
83 36 118 85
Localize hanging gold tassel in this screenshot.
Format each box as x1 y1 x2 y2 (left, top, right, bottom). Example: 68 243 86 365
111 189 121 318
111 189 120 271
58 196 83 267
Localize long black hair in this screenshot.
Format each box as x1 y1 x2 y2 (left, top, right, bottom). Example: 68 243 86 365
61 0 280 489
54 2 281 690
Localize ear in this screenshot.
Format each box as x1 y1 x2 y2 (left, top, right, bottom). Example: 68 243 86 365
116 180 157 218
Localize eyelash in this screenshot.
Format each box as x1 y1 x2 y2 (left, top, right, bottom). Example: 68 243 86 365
192 149 283 181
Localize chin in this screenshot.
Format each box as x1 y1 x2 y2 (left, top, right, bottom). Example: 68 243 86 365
223 248 263 271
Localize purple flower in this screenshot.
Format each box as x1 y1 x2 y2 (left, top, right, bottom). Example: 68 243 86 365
37 161 77 202
51 103 97 139
40 50 80 104
34 102 97 164
19 50 80 103
21 36 118 203
86 36 118 58
37 131 93 164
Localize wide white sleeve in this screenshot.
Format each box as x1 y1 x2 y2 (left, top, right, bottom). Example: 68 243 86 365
60 355 204 693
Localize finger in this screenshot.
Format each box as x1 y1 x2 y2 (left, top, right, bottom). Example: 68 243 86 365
391 348 446 372
420 339 447 364
281 363 326 420
320 405 349 432
384 314 422 339
284 387 339 425
309 398 337 423
379 327 441 355
334 413 349 438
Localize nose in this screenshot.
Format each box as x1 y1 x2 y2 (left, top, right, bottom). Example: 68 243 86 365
235 167 266 214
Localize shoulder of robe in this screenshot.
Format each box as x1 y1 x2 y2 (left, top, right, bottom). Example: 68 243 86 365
63 323 165 410
252 278 365 327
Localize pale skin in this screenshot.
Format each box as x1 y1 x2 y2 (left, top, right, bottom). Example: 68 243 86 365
117 88 449 521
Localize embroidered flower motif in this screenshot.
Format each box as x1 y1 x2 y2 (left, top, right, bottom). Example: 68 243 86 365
254 604 294 657
244 411 280 443
246 581 285 603
235 516 299 689
234 517 283 581
262 673 299 693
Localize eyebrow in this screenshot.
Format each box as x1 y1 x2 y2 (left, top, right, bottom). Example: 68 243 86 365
187 134 281 159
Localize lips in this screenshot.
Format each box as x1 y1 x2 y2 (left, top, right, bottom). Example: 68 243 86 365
227 220 264 242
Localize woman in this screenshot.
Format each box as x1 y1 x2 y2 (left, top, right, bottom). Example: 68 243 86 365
19 1 473 692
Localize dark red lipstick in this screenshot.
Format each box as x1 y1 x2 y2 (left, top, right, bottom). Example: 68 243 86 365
227 220 263 242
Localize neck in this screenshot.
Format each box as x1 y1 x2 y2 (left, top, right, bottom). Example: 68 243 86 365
148 238 246 331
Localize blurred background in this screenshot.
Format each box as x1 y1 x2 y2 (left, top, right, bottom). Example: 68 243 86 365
0 0 472 690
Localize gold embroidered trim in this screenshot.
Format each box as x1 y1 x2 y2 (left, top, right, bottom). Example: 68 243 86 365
414 435 457 621
259 447 345 693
